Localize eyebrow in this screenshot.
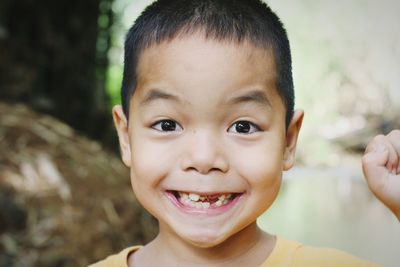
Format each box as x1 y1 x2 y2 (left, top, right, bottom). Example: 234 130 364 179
139 88 271 109
226 90 272 108
139 89 180 106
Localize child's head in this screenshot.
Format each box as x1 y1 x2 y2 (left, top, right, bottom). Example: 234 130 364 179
121 0 294 128
113 0 303 250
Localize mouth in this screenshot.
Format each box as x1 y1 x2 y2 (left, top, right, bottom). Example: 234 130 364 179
166 190 243 214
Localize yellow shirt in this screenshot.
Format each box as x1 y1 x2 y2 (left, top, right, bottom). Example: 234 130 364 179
89 237 380 267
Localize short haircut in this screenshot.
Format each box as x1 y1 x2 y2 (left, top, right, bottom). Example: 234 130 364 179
121 0 294 127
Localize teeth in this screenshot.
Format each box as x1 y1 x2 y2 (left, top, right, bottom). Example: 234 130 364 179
189 193 200 201
177 191 234 208
179 192 189 200
182 197 190 204
202 202 210 208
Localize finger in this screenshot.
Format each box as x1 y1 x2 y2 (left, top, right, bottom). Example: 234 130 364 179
387 130 400 174
365 135 398 174
362 146 390 193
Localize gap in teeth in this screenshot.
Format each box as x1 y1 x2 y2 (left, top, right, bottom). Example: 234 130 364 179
177 191 233 208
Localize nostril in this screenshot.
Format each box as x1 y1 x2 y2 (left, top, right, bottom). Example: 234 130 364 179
180 138 229 174
182 160 229 174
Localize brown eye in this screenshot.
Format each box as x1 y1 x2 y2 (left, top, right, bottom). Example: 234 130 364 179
235 121 250 133
228 120 260 134
160 120 176 131
152 120 183 132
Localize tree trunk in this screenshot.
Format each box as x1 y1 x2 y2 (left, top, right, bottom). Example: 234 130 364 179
0 0 115 146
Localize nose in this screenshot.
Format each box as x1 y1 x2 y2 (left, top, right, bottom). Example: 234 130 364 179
180 130 229 174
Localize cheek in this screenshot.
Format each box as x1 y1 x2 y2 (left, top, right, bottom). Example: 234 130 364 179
129 138 177 187
128 140 170 216
128 138 182 221
233 139 284 187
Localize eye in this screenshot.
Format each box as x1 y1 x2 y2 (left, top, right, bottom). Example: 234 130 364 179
228 120 260 134
152 119 183 132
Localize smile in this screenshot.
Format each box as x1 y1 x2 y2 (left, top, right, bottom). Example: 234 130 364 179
166 190 243 214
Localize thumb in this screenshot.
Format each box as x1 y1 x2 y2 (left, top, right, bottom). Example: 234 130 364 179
362 145 390 191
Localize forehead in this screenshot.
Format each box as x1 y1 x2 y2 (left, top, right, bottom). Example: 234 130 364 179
134 34 280 107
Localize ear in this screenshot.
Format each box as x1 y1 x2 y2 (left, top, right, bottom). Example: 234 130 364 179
112 105 132 167
283 109 304 171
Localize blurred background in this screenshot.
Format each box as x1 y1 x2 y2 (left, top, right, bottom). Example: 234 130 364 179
0 0 399 266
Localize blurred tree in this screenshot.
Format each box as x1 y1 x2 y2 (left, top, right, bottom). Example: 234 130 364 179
0 0 115 147
0 3 159 266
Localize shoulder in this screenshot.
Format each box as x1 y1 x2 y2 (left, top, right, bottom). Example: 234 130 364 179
293 244 380 267
88 246 142 267
262 237 381 267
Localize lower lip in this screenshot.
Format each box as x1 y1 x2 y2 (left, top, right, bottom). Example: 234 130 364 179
165 191 243 216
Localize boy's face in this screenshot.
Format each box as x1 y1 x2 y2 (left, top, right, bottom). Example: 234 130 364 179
113 34 303 248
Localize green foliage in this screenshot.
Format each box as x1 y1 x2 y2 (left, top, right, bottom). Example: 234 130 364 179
106 64 123 106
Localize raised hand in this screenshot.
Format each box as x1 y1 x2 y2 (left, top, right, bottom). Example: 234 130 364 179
362 130 400 221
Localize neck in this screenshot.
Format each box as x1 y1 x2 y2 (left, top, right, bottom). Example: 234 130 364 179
135 222 275 267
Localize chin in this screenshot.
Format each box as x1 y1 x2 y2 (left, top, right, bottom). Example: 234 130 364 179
179 227 231 248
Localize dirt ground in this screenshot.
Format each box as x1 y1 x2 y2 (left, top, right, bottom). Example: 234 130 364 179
0 102 157 267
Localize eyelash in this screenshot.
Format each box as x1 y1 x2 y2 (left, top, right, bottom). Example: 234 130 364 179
227 120 261 134
151 119 183 132
151 119 261 134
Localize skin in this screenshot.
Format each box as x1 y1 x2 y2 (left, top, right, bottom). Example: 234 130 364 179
113 33 400 266
113 34 303 266
362 129 400 221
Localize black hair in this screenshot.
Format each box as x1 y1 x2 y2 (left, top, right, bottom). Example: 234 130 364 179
121 0 294 127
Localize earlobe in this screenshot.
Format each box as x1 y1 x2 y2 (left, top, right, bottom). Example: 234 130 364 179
112 105 132 167
283 109 304 171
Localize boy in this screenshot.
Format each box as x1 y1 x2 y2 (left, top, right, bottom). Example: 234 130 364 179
91 0 400 266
